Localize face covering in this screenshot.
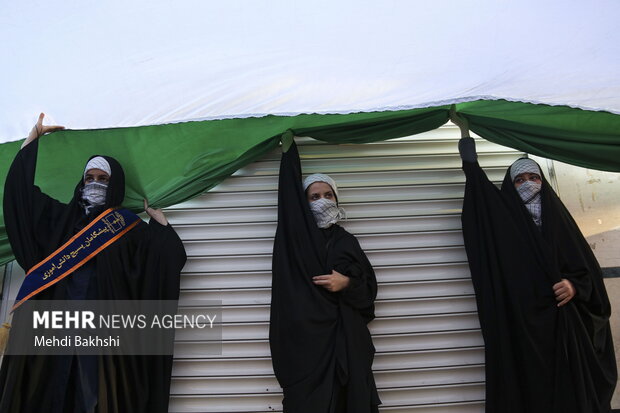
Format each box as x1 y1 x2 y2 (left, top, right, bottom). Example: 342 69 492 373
309 198 345 229
82 182 108 208
516 181 542 227
516 181 541 203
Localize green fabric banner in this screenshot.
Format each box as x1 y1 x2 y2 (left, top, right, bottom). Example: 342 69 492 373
0 107 448 266
1 100 619 265
458 100 620 172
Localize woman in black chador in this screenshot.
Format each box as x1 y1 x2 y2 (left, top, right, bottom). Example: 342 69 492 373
270 140 381 413
1 114 186 413
453 114 616 413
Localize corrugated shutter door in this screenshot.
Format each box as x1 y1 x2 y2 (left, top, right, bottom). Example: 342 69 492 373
166 126 523 412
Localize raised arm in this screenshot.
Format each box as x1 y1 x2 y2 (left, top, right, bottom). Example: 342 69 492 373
3 114 66 270
277 140 322 248
450 106 477 163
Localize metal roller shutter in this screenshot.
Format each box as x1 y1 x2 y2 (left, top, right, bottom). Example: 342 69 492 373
167 125 523 412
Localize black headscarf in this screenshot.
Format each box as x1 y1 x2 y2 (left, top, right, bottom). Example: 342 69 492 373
461 158 616 413
270 142 380 413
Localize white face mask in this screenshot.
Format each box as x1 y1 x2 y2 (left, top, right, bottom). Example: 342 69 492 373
309 198 345 229
516 181 541 203
516 181 542 227
82 182 108 206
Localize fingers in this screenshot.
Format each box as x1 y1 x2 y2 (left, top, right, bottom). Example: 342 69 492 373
312 275 332 287
35 113 65 136
143 203 169 226
312 274 335 291
312 272 349 292
558 296 571 307
312 279 334 292
554 287 568 299
42 125 65 134
449 105 469 137
35 113 44 137
144 199 156 217
553 279 575 307
552 281 569 294
22 113 65 149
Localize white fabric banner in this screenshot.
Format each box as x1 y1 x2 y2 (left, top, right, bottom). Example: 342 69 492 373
1 0 619 142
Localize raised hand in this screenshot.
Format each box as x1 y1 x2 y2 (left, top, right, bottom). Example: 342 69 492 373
22 113 65 148
449 105 469 138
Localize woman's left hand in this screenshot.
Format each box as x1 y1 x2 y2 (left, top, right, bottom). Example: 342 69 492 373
553 279 576 307
144 199 169 226
313 270 350 292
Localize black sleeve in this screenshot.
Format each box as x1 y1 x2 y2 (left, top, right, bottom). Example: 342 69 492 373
560 263 592 303
458 137 477 163
543 186 607 311
337 235 377 321
3 139 67 270
554 218 602 308
277 142 326 259
134 219 187 300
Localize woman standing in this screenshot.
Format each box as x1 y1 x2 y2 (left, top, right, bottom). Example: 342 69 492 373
454 114 616 413
270 140 381 413
1 114 186 413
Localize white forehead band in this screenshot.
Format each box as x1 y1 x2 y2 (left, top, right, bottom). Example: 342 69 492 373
84 156 111 178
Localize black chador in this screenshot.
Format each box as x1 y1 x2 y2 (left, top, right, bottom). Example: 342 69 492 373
1 139 186 413
270 142 381 413
460 149 616 413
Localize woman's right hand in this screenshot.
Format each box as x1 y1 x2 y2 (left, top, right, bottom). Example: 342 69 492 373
313 270 350 292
